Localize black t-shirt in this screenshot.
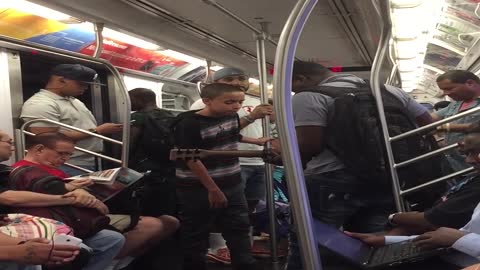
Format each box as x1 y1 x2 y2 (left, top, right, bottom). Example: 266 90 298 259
174 111 242 188
424 175 480 229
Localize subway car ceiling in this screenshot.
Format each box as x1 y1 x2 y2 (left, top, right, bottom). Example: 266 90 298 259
29 0 380 78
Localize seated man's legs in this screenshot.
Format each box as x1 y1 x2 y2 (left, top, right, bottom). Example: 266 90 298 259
109 214 179 258
82 229 125 270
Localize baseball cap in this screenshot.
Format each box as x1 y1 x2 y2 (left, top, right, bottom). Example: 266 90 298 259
50 64 101 85
212 67 248 81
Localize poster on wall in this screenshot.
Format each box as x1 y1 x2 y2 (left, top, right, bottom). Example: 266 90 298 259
0 8 188 76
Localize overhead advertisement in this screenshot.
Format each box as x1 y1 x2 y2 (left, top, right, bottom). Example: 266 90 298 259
0 8 188 77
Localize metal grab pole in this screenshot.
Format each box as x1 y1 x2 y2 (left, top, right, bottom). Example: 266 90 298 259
273 0 321 269
93 23 104 58
370 0 405 212
255 30 279 269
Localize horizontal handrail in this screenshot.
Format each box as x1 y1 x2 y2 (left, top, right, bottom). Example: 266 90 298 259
21 119 122 145
21 119 123 164
401 167 475 195
391 106 480 142
394 143 459 169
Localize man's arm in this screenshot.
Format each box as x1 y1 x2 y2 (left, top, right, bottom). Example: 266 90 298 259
129 125 142 155
185 160 227 208
390 212 438 233
239 104 273 129
296 126 325 167
29 123 123 141
415 112 434 126
0 190 74 207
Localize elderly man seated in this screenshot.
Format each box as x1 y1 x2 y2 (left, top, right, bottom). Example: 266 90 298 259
0 130 125 270
12 132 179 269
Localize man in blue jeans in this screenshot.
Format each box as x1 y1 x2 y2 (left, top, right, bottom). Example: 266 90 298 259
277 61 434 269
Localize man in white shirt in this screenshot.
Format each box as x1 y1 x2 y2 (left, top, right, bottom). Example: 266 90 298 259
20 64 123 175
348 131 480 268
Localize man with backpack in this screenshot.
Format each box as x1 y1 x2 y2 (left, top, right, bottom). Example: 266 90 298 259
283 61 436 270
128 88 177 216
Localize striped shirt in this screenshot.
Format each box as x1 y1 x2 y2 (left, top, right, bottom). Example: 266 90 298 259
174 111 242 188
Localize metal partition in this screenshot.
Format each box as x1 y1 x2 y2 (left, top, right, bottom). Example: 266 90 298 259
272 0 321 270
371 0 476 212
0 34 131 166
20 119 124 173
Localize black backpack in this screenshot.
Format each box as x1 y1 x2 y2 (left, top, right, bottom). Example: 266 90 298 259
131 109 177 170
303 80 450 208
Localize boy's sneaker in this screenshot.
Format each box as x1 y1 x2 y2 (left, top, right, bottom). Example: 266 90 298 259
207 247 231 265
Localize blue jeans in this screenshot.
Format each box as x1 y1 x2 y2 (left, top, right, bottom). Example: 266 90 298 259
81 229 125 270
0 264 40 270
286 169 394 270
240 165 266 201
59 165 96 177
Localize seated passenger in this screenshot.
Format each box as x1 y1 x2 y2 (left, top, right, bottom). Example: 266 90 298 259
348 132 480 268
0 131 123 270
13 132 179 267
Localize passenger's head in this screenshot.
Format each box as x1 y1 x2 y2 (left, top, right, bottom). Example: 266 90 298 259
0 131 13 162
129 88 157 111
212 67 250 91
25 132 75 168
200 83 245 116
46 64 99 97
292 61 333 93
436 70 480 101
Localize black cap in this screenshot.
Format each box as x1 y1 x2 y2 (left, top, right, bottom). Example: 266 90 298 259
50 64 100 84
212 67 248 81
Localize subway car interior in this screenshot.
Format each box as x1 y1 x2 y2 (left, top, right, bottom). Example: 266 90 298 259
1 0 480 270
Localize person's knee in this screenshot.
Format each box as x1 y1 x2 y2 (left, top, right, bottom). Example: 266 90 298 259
89 229 126 252
135 215 179 238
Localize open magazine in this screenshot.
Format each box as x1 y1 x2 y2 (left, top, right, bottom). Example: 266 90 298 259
66 167 121 185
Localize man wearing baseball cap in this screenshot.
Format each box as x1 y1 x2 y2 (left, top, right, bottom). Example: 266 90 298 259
21 64 123 175
190 67 273 263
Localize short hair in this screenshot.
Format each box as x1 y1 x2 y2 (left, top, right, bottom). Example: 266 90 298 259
129 88 156 101
436 70 480 84
26 132 75 150
292 60 330 78
200 83 243 99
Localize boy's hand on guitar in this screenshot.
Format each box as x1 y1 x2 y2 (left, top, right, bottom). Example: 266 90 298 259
208 188 228 208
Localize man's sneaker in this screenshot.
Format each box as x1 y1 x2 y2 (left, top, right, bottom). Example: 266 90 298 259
207 247 231 265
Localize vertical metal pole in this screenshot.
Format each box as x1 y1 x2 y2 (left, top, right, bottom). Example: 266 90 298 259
369 0 406 212
255 26 279 269
273 0 321 269
93 23 104 58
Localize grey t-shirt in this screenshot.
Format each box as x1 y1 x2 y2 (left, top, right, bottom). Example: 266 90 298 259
292 74 428 176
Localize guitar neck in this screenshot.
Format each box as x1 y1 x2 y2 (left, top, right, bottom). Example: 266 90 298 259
202 150 264 158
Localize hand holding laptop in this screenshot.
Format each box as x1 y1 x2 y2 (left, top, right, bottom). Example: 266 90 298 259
413 227 468 249
345 231 386 247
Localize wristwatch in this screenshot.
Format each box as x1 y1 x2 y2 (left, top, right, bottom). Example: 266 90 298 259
88 128 98 134
387 213 400 227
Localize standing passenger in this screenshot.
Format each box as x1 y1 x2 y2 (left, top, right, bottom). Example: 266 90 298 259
433 70 480 171
175 83 269 270
282 61 433 270
20 64 123 175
